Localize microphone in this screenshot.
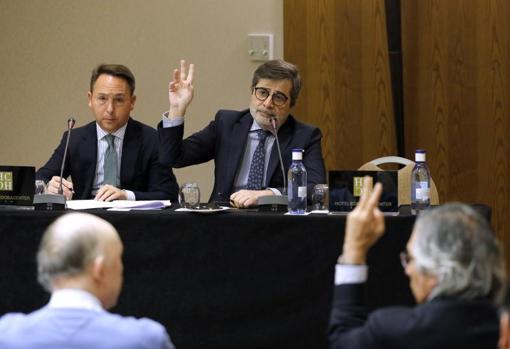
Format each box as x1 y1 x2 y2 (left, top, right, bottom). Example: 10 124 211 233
34 117 76 210
269 117 287 195
58 117 76 195
256 117 288 212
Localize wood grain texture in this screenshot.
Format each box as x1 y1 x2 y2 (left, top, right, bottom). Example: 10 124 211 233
285 0 510 266
284 0 397 172
474 0 510 263
402 0 510 265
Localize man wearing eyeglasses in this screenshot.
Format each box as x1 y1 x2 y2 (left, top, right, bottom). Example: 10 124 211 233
329 179 504 348
158 59 325 208
37 64 178 202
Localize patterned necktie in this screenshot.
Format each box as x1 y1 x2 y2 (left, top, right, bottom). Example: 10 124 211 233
103 134 119 186
246 129 270 190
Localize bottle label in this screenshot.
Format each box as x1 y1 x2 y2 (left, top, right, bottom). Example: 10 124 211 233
415 181 430 200
298 186 307 198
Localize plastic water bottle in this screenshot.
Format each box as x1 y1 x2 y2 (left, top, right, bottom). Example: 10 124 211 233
411 149 431 214
288 148 307 214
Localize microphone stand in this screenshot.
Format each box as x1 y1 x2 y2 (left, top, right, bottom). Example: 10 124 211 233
34 117 76 210
256 118 288 212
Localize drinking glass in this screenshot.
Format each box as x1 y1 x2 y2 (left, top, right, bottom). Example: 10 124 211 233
178 183 200 209
312 184 329 211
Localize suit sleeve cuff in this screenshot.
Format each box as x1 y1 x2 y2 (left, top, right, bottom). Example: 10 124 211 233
334 264 368 285
162 112 184 128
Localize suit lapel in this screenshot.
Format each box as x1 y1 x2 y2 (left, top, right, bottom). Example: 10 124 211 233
120 119 140 186
81 123 99 198
224 113 253 191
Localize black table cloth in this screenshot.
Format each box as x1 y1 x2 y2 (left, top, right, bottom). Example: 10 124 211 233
0 208 416 349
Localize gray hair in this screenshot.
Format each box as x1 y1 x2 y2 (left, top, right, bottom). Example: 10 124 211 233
37 213 113 292
251 59 301 107
411 203 505 303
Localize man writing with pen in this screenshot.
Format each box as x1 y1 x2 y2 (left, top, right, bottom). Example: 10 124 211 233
37 64 178 202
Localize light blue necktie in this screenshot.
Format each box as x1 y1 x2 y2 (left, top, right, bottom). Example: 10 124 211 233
246 129 270 190
103 134 119 187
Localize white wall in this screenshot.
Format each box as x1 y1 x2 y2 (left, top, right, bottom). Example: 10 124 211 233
0 0 283 198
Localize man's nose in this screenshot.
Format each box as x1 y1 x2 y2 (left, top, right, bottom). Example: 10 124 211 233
106 99 114 113
262 94 274 108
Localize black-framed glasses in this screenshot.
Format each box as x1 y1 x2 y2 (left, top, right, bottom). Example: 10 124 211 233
400 251 412 269
253 87 289 107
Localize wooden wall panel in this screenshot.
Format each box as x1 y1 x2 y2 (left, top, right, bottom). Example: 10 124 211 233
474 0 510 259
284 0 397 171
285 0 510 266
402 0 510 264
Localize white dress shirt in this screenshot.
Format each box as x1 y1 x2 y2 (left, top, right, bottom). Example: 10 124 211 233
334 264 368 285
48 288 104 312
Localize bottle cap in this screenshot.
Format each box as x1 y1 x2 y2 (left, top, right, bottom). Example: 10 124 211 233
415 149 426 162
292 148 303 160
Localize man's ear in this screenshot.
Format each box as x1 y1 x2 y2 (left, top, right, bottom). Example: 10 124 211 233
91 256 105 283
87 91 93 108
499 312 510 349
129 94 137 111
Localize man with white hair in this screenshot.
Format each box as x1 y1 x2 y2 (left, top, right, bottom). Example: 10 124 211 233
0 212 175 349
329 180 505 348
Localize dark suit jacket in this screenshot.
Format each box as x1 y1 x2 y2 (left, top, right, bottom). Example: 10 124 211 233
329 283 499 349
158 109 326 202
37 118 178 201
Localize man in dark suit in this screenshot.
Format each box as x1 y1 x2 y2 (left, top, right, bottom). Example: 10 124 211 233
37 64 178 201
158 60 325 207
329 179 505 348
0 212 175 348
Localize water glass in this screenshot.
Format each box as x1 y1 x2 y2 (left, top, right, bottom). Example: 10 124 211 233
178 183 200 209
35 180 46 195
312 184 329 211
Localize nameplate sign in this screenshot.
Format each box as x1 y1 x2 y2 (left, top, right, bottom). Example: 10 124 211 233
328 170 398 212
0 166 35 206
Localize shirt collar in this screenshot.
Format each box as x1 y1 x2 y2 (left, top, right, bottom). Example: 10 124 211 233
48 288 104 312
250 119 262 132
249 120 274 137
96 121 128 141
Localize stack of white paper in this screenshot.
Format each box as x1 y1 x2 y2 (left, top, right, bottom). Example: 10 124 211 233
66 200 171 210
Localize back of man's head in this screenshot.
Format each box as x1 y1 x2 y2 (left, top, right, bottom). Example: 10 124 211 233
37 213 119 294
412 203 505 302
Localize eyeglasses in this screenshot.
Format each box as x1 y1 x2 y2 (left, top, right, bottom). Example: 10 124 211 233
253 87 289 107
400 251 413 269
95 94 129 107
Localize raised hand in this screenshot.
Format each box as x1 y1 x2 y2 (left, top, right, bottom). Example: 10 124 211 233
168 59 194 118
340 177 385 264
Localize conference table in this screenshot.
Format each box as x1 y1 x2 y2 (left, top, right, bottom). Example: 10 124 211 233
0 207 417 349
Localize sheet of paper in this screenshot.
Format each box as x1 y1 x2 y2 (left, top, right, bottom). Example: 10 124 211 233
66 200 171 210
284 211 312 216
